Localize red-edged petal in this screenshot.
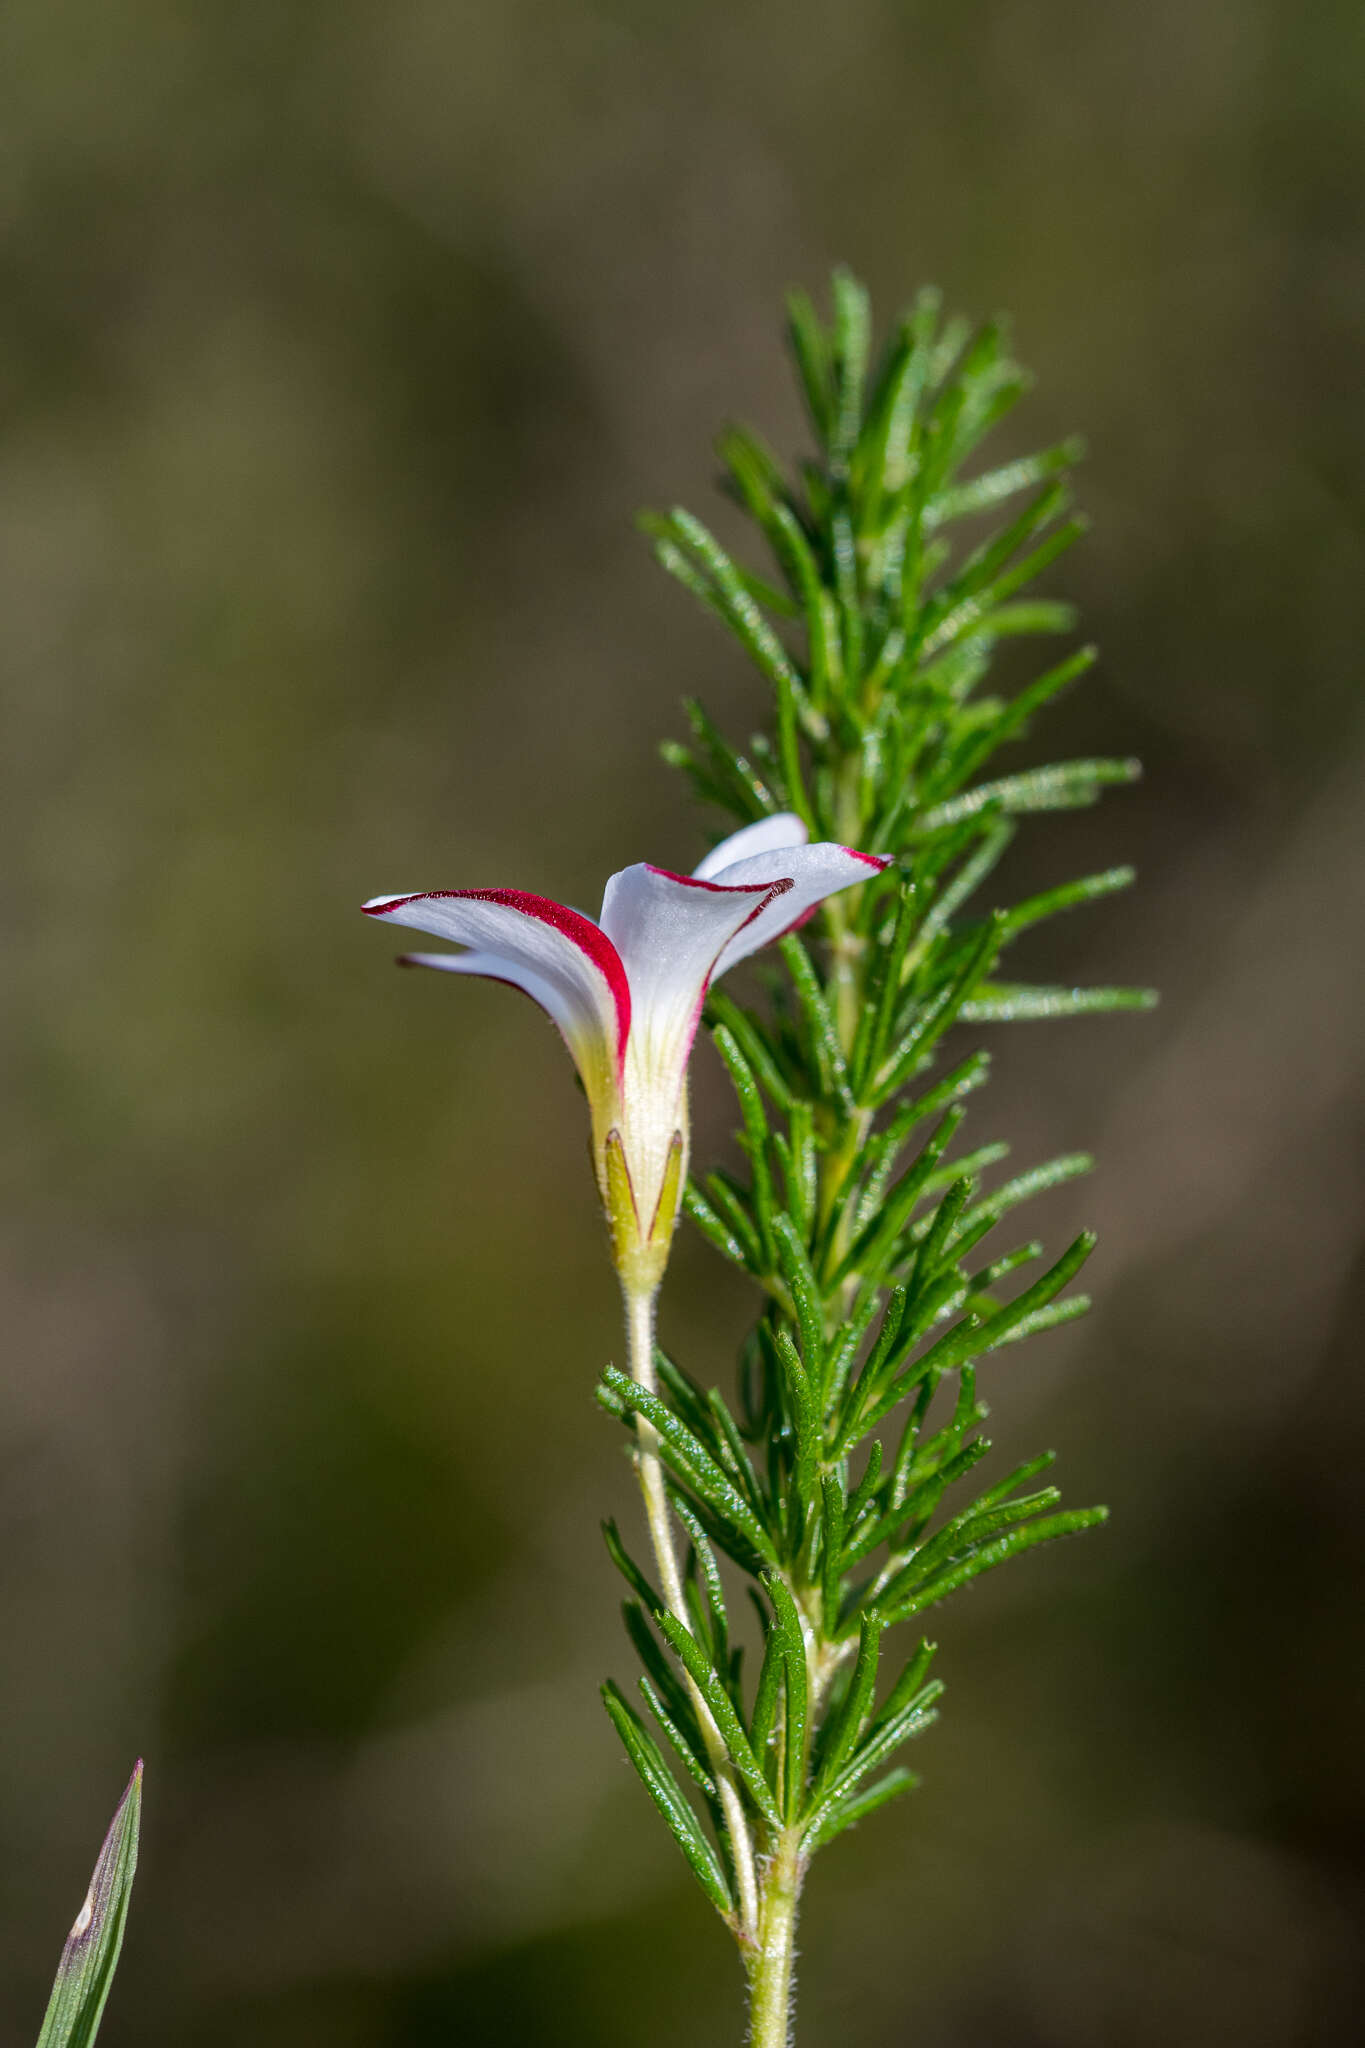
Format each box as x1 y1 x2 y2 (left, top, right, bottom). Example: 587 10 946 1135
595 862 790 1236
598 861 787 1068
703 843 891 976
363 888 629 1078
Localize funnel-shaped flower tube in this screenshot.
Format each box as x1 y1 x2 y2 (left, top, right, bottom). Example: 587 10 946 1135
365 816 889 1293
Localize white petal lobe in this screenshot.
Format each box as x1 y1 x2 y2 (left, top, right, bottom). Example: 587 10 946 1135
707 843 890 976
691 812 809 880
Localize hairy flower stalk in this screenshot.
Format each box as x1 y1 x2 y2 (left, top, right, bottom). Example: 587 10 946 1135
367 272 1152 2046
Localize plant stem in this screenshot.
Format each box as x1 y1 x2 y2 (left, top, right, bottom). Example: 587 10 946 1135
624 1283 762 1942
747 1825 804 2048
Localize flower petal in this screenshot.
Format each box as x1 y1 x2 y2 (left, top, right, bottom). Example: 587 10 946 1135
691 811 808 880
363 889 629 1081
598 862 787 1070
705 843 892 976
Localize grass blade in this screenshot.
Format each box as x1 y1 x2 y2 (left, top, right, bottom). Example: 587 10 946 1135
36 1764 142 2048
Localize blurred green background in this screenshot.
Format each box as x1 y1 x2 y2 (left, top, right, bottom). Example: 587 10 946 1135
2 1 1362 2041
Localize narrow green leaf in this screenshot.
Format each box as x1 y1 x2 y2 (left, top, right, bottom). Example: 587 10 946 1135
926 437 1084 526
602 1684 733 1914
779 937 856 1112
882 1487 1065 1608
749 1617 784 1776
830 267 872 466
705 992 795 1112
672 1494 730 1668
764 1575 811 1821
820 1470 848 1617
928 647 1098 797
871 1639 938 1732
639 1676 718 1799
850 877 920 1097
832 1109 965 1288
918 757 1141 832
602 1520 663 1612
680 696 778 820
707 1386 764 1506
1001 864 1136 936
700 1171 765 1270
963 1152 1093 1234
977 1450 1057 1506
662 509 806 702
714 1025 778 1265
772 1214 824 1372
683 1180 753 1270
623 1601 704 1750
905 1231 1096 1383
658 1612 782 1825
815 1680 944 1813
786 288 834 445
872 919 1001 1103
602 1366 777 1566
772 1326 820 1518
805 1766 919 1849
990 1294 1091 1345
814 1611 884 1795
881 1507 1110 1625
960 982 1158 1021
36 1763 142 2048
843 1439 886 1533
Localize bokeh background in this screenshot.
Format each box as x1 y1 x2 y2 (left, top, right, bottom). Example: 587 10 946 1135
2 2 1363 2041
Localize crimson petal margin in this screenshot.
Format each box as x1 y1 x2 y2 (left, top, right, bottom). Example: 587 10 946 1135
704 843 892 976
363 887 630 1079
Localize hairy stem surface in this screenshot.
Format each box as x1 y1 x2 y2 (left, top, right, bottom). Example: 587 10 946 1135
748 1827 804 2048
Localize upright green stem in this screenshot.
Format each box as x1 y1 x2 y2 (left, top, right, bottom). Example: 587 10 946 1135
624 1283 762 1942
748 1825 804 2048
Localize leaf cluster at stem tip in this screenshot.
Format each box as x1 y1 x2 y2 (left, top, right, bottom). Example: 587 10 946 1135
601 270 1149 1932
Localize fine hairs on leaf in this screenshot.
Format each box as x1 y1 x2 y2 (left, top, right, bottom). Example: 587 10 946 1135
597 269 1149 2045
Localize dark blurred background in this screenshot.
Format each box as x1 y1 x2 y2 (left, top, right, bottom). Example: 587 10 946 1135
2 2 1362 2042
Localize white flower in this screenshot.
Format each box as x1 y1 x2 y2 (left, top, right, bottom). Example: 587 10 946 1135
365 814 888 1293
